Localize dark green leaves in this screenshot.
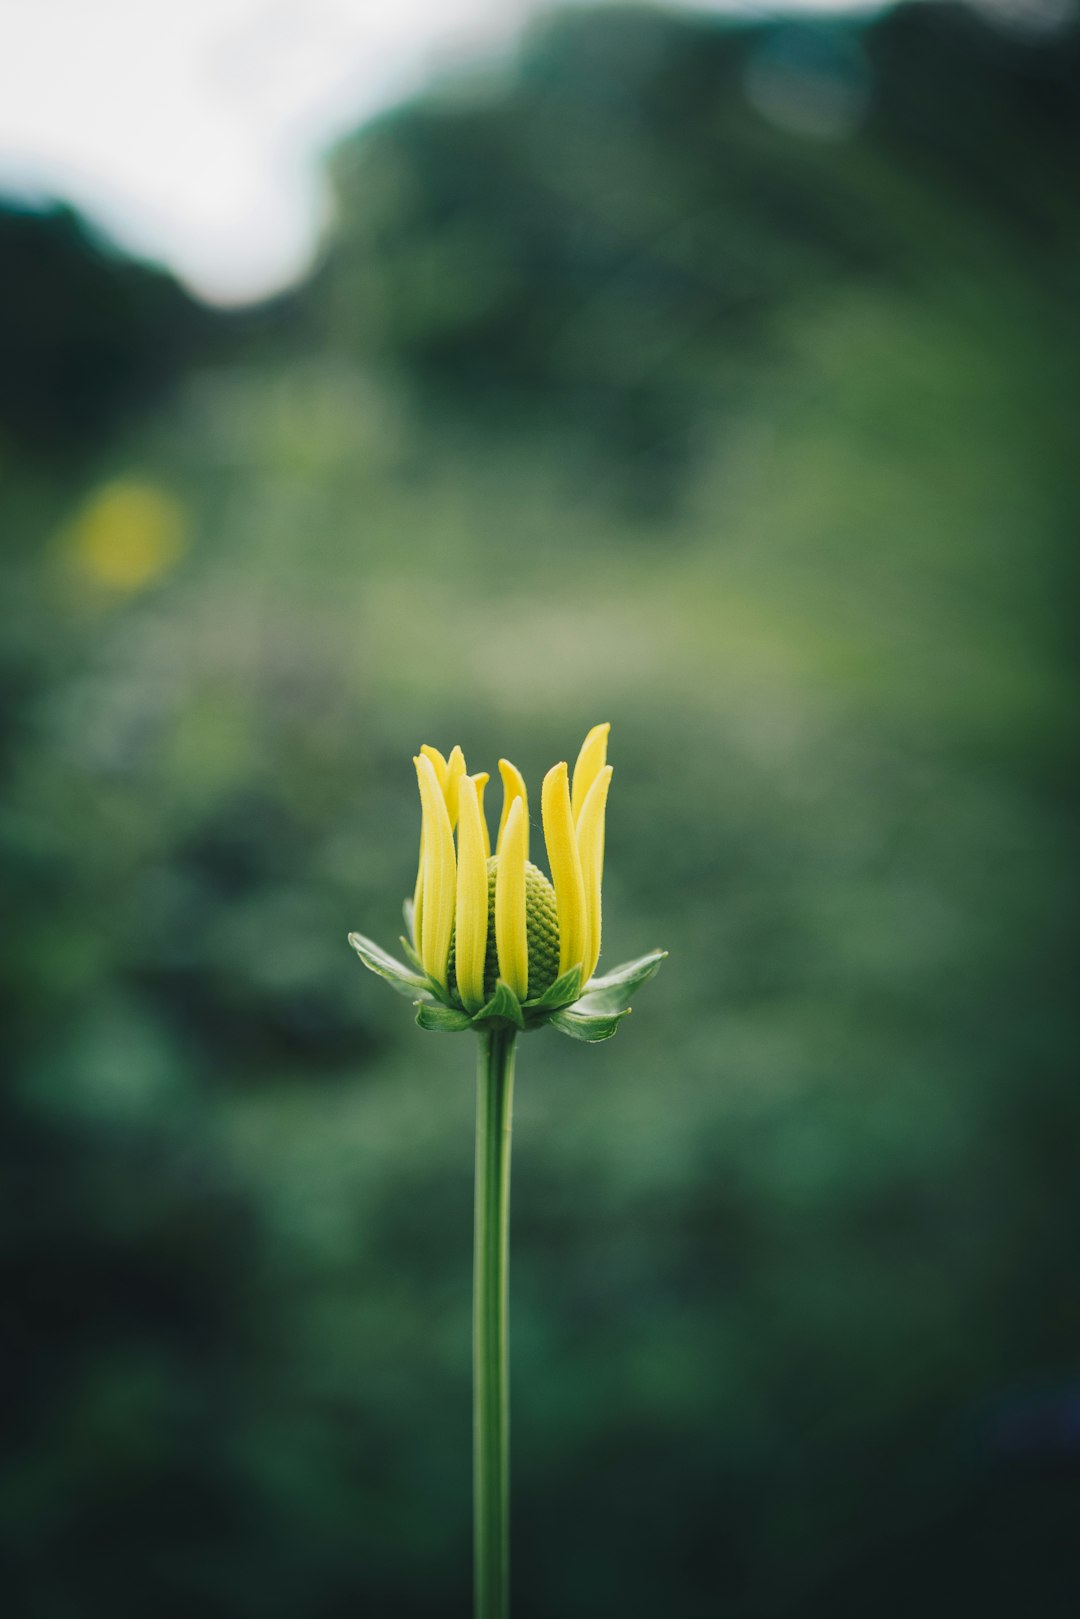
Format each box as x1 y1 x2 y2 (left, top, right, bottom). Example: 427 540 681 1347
348 931 433 1000
416 1002 474 1033
524 964 582 1013
549 1006 630 1042
546 950 667 1043
574 950 668 1016
477 980 526 1030
350 929 665 1042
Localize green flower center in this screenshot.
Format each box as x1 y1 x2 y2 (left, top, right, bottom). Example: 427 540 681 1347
449 855 560 1003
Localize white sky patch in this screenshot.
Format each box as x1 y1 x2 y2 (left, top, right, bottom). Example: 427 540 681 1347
0 0 882 306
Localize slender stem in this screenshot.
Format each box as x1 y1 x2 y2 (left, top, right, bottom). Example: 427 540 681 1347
473 1026 516 1619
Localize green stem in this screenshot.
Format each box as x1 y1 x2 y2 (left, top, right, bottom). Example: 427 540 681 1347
473 1025 516 1619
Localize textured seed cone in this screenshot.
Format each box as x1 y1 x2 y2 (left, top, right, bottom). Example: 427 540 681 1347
449 855 560 1002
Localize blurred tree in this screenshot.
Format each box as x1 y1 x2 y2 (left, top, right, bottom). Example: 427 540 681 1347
305 3 1079 500
0 203 216 459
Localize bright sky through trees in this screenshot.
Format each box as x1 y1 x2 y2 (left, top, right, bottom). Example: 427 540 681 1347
0 0 879 304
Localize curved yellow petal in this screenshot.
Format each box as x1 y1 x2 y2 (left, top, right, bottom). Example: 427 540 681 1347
414 745 449 946
474 772 491 860
455 775 489 1012
570 722 610 826
496 758 529 863
414 753 456 990
419 744 449 792
541 761 587 977
444 745 467 829
576 764 612 983
495 796 528 999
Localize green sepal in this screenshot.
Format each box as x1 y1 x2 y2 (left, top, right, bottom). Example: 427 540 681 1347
402 896 416 942
399 934 425 973
524 963 582 1013
550 1005 630 1042
575 950 667 1015
415 1001 474 1033
476 979 526 1030
349 931 433 1001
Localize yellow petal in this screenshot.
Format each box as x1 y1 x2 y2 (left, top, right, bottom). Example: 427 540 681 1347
474 772 491 860
455 775 489 1012
570 722 610 826
414 746 449 947
576 764 612 983
495 796 528 999
541 760 587 978
496 758 529 863
444 745 467 829
415 753 456 990
419 744 449 792
413 844 424 948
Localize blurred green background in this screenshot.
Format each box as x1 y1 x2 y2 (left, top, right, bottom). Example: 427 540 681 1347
2 4 1079 1615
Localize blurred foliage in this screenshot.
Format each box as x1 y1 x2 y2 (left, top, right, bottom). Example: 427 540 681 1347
0 205 216 460
2 5 1079 1617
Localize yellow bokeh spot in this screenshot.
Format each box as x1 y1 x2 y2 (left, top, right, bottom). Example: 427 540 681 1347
70 480 187 592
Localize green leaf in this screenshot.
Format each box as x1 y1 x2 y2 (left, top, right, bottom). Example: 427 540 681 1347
348 931 432 1000
416 1001 474 1033
524 963 582 1012
476 979 526 1030
575 949 667 1015
550 1006 630 1042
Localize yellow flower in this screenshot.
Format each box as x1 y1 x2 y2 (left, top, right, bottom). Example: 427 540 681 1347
412 725 612 1010
349 725 664 1039
348 731 664 1619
